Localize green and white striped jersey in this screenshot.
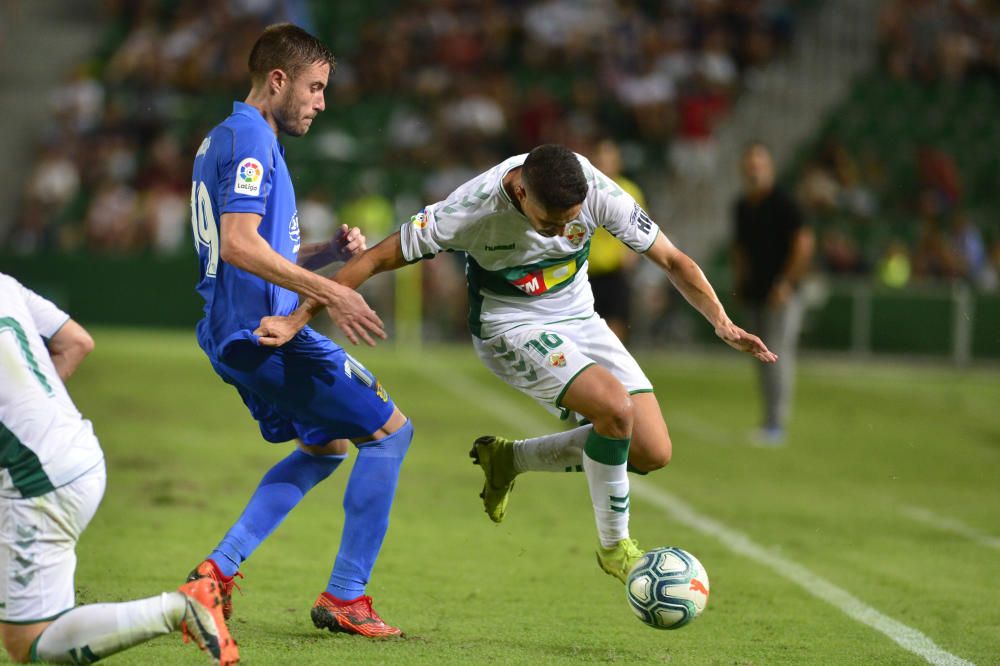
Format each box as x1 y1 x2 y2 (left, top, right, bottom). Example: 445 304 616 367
0 274 103 498
400 153 659 338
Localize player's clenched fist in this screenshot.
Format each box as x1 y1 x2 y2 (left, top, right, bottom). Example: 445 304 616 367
254 315 302 347
332 224 366 262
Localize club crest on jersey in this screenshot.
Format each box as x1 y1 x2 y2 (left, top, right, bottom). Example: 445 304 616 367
410 209 430 229
548 352 567 368
562 221 586 247
235 158 263 195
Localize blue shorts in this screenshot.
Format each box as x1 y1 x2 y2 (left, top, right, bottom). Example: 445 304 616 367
208 327 395 445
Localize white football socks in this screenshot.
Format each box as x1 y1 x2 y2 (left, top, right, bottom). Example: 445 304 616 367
33 592 185 663
512 424 592 473
582 430 631 548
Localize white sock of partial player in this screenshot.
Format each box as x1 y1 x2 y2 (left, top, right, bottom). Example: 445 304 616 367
582 430 631 548
512 424 591 473
33 593 186 663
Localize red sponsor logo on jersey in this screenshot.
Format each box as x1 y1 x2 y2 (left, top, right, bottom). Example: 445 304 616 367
548 352 566 367
512 270 547 295
510 259 578 296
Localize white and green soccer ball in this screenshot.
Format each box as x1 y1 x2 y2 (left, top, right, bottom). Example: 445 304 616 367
626 547 710 630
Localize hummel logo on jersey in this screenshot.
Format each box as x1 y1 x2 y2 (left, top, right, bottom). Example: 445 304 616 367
485 243 515 251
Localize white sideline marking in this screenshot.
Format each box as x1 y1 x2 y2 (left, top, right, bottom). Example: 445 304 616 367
900 505 1000 552
411 359 975 666
631 483 974 666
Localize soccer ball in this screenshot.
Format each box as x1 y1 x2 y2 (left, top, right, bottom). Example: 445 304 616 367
626 547 710 630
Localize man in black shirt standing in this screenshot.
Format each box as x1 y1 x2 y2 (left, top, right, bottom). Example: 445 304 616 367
732 142 814 444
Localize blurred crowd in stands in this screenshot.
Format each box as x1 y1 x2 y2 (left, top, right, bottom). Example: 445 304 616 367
798 137 999 291
8 0 999 297
879 0 1000 84
8 0 795 259
795 0 1000 291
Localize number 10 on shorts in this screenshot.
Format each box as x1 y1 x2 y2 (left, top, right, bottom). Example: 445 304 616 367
523 331 564 356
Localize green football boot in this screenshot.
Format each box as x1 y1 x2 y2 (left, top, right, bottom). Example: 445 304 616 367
596 538 644 583
469 435 518 523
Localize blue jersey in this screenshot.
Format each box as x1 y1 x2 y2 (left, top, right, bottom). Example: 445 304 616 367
191 101 302 358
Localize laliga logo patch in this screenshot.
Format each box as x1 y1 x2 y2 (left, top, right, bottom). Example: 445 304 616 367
234 158 263 195
410 209 430 229
563 221 586 247
548 352 567 368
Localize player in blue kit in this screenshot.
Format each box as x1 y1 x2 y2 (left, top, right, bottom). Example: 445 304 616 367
187 23 412 638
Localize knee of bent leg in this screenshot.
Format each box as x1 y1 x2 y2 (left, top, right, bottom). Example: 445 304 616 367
591 392 635 440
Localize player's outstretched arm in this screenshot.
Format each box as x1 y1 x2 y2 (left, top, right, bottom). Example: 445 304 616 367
46 319 95 380
333 230 408 288
222 213 384 346
221 213 367 308
256 232 408 347
297 224 367 271
643 234 777 363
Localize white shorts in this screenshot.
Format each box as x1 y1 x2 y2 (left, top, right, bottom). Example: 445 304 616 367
473 314 653 420
0 461 106 623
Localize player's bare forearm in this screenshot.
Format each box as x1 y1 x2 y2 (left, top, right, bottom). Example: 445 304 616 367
667 259 728 327
297 225 368 271
47 319 94 380
281 234 404 326
296 241 336 270
333 231 408 289
645 235 728 327
224 213 385 346
221 213 337 305
645 234 777 363
274 231 404 332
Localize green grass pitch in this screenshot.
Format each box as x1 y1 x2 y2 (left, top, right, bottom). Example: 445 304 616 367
60 328 999 665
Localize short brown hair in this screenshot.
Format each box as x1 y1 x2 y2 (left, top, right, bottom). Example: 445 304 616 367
248 23 336 85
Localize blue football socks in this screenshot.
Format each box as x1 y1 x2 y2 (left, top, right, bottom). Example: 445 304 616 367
209 448 345 578
326 419 413 600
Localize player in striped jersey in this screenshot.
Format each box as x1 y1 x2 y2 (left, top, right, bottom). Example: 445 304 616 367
255 144 776 583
